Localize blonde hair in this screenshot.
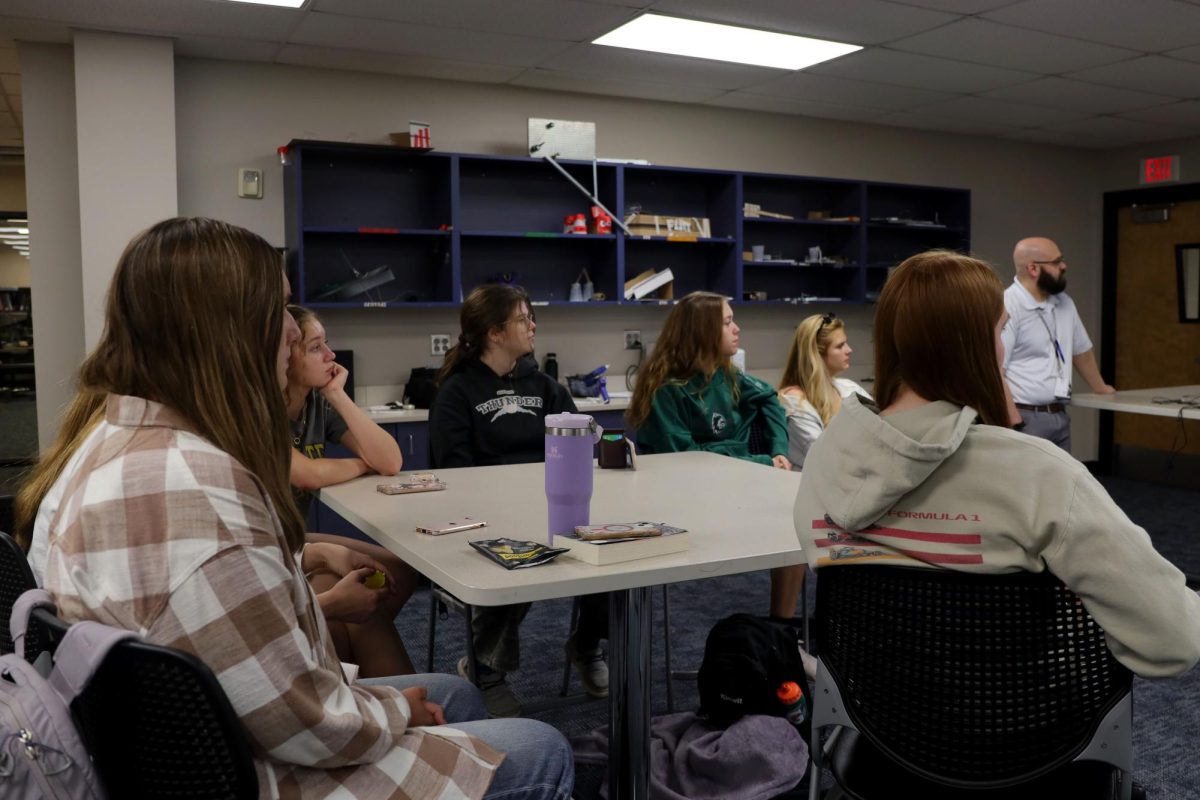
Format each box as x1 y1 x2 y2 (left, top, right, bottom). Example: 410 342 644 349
16 217 306 552
779 314 845 425
627 292 735 428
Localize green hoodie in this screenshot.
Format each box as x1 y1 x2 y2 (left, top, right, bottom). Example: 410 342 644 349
795 394 1200 678
637 368 788 466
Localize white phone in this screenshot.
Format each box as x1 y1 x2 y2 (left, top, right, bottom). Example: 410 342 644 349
415 517 488 535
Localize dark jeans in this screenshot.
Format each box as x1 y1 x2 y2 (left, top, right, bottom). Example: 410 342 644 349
472 594 608 673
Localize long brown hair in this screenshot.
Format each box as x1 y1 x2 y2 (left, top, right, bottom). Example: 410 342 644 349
437 284 531 384
779 313 845 425
627 291 734 428
873 250 1009 426
16 217 306 552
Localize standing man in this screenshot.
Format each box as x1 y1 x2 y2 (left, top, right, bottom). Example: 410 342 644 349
1001 237 1115 452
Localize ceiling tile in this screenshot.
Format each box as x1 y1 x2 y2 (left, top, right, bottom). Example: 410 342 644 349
648 0 958 45
981 77 1175 114
512 69 724 104
0 111 13 128
870 110 1024 136
1042 115 1194 143
981 0 1200 53
890 17 1139 73
915 95 1093 126
0 75 19 96
999 127 1123 148
1067 55 1200 98
741 72 954 111
290 11 574 67
0 48 17 74
0 0 298 42
7 96 19 113
311 0 636 41
537 43 781 91
886 0 1021 11
808 47 1038 93
1118 100 1200 127
174 36 281 62
276 44 525 83
0 125 21 140
704 91 886 121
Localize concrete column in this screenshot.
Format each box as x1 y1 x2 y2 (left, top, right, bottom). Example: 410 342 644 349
73 31 177 350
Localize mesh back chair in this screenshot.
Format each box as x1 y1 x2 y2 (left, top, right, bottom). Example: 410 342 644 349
0 529 40 656
27 605 259 800
808 565 1135 800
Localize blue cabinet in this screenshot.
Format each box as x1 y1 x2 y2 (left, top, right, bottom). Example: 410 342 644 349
283 140 970 308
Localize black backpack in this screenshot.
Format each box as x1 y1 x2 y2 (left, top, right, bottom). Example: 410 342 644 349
697 613 809 728
404 367 440 409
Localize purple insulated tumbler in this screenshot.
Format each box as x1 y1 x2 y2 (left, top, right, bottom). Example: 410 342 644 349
545 412 603 543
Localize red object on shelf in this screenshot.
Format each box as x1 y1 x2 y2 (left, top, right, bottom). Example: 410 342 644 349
563 214 588 234
358 227 400 234
589 205 612 234
277 145 290 166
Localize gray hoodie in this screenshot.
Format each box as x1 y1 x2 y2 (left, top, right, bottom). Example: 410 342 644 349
795 394 1200 678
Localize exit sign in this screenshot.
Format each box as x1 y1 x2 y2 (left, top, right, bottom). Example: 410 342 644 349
1140 155 1180 185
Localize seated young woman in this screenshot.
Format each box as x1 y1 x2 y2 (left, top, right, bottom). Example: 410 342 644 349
626 291 805 621
429 284 608 718
778 313 870 470
795 249 1200 678
17 217 574 800
285 304 419 677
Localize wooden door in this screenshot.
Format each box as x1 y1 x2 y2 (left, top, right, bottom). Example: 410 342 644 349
1114 201 1200 454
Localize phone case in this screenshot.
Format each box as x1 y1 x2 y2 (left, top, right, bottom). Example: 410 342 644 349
416 517 488 535
574 522 663 541
377 479 446 495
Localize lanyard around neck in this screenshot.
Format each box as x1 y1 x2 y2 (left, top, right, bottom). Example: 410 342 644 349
1034 306 1065 380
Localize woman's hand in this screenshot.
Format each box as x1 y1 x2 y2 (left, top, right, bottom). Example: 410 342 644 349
772 454 793 470
401 686 447 727
319 362 351 398
320 541 394 586
320 567 386 623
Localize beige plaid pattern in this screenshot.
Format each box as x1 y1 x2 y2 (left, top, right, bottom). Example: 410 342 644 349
41 395 502 799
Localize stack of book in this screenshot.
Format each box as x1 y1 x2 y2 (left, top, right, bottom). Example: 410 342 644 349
554 523 689 565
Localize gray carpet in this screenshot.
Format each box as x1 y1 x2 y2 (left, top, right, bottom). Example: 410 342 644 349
399 476 1200 799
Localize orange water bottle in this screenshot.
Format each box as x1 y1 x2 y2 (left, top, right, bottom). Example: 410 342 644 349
777 681 807 726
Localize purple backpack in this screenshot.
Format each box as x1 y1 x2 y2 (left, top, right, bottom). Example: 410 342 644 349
0 589 134 799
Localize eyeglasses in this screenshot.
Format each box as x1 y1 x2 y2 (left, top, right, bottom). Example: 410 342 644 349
820 312 837 328
1031 256 1066 266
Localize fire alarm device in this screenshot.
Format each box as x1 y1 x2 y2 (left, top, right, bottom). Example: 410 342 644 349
237 168 263 199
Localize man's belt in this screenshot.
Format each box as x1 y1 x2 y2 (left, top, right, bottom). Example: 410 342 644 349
1015 402 1066 413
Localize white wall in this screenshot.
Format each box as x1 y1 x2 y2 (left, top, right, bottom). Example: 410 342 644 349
175 58 1107 456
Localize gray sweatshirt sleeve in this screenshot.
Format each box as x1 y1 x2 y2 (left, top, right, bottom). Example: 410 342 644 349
1045 471 1200 678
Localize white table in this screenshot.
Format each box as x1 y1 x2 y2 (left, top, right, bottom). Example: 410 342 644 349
1072 385 1200 421
320 451 804 800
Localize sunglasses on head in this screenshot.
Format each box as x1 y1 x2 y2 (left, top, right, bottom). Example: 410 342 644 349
820 313 837 328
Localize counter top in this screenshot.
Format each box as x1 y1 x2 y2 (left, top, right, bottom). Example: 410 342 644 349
365 395 631 424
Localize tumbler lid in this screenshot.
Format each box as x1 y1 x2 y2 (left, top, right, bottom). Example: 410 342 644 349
545 412 593 429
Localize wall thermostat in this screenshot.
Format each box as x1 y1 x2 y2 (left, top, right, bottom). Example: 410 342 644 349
237 168 263 199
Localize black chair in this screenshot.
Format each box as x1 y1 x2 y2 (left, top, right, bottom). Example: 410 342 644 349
0 529 40 655
26 603 259 800
807 565 1136 800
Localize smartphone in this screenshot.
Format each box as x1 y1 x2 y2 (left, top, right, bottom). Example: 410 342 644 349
377 479 446 495
416 517 488 535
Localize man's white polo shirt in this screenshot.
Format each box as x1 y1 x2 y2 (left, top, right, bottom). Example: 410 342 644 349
1001 278 1092 405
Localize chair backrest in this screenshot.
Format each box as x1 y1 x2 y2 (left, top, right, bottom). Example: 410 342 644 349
814 565 1133 787
0 529 39 655
747 415 770 456
28 606 259 800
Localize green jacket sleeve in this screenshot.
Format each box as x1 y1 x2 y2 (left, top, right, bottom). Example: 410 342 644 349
739 372 789 459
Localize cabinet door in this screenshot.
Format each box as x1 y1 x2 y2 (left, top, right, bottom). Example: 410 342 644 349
395 422 431 471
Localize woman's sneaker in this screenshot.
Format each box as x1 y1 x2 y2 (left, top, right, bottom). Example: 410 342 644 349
457 657 521 718
565 635 609 698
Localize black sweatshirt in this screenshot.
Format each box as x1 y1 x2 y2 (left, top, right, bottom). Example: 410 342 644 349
429 355 577 468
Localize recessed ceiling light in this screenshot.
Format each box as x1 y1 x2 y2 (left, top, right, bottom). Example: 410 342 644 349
593 13 861 71
220 0 308 8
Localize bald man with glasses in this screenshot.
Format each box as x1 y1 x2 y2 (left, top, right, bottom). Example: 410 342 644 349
1000 237 1115 452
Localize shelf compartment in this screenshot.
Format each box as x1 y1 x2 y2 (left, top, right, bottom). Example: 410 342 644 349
742 174 862 223
623 166 738 239
298 147 451 230
743 261 864 304
300 232 453 306
459 157 618 235
624 237 737 299
460 235 619 304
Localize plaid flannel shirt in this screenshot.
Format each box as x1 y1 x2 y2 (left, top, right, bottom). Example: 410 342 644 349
40 395 503 799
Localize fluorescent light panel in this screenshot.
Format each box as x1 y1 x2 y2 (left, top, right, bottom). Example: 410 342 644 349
593 13 860 71
220 0 307 8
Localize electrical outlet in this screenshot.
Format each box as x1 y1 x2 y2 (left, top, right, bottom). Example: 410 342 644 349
430 334 451 356
624 330 641 350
